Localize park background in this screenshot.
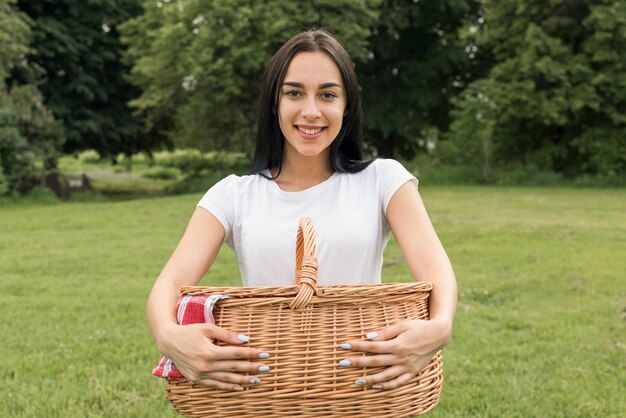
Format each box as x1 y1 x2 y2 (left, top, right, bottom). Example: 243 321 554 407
1 0 624 417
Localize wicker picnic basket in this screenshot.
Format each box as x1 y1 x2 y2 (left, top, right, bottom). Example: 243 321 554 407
165 217 443 417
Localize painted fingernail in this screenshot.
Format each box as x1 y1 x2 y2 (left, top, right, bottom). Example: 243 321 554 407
258 365 270 372
366 332 379 340
340 343 352 350
237 334 250 343
249 377 261 384
355 379 367 385
259 352 270 359
339 360 351 367
372 384 383 389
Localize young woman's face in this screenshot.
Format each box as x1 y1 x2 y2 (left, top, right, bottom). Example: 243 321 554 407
278 51 346 165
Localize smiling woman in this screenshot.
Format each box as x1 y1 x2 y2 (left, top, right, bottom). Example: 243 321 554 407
277 51 347 182
147 29 457 415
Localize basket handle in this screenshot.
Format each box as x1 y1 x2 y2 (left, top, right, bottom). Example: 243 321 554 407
289 217 318 310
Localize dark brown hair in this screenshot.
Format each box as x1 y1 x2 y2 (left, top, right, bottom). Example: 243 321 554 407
250 30 372 176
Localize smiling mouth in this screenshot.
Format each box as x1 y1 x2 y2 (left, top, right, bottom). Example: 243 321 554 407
296 126 326 135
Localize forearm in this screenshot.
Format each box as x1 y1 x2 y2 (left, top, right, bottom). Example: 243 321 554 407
146 275 183 353
147 208 226 350
424 254 457 345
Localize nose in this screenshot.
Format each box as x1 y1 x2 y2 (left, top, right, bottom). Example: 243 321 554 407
301 96 321 120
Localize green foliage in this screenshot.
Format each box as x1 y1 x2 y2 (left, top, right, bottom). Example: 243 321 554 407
0 84 65 195
153 149 248 174
0 0 32 80
141 166 179 180
448 0 626 177
10 84 65 168
445 79 498 181
15 0 160 158
0 1 65 196
0 89 31 195
0 1 33 195
357 0 479 158
120 0 381 153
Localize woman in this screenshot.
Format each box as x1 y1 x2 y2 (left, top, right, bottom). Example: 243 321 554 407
147 30 456 392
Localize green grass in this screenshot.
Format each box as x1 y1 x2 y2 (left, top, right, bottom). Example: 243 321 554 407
1 187 624 417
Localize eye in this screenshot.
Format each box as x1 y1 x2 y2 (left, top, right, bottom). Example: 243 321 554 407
283 90 302 97
320 92 337 100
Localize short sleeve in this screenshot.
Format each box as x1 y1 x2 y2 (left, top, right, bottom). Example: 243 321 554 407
376 159 418 214
196 175 237 243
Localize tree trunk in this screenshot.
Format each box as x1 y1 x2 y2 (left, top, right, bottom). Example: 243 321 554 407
482 130 493 182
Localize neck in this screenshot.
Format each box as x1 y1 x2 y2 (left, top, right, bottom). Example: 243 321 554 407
271 152 334 191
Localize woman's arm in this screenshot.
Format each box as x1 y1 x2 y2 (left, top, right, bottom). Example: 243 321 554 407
340 182 457 389
147 208 270 391
387 181 457 332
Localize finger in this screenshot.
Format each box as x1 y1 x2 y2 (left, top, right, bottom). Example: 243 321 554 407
213 345 270 361
191 378 244 392
341 339 395 354
354 365 405 387
371 372 414 390
203 359 271 374
202 324 251 345
204 371 264 386
364 322 408 341
338 354 398 368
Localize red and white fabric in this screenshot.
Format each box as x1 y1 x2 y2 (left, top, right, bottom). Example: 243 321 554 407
152 294 230 380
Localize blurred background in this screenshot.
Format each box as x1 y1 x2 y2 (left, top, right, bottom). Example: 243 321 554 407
1 0 624 201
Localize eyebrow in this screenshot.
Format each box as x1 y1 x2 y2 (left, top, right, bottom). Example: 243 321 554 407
282 82 342 89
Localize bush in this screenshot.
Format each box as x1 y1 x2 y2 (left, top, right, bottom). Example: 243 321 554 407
23 186 59 203
142 166 179 180
491 163 564 186
400 156 482 185
166 172 230 195
78 150 102 164
153 149 248 175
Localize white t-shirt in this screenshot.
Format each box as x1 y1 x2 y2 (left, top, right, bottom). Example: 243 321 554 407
197 158 417 287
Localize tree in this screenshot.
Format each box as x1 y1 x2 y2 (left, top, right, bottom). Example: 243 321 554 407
15 0 158 159
120 0 381 153
356 0 480 158
446 79 497 181
449 0 626 177
0 0 64 195
0 0 31 80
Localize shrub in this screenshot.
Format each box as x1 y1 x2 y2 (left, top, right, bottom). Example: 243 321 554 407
142 167 179 180
153 149 248 175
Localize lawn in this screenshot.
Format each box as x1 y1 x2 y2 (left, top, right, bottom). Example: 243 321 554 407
1 186 624 417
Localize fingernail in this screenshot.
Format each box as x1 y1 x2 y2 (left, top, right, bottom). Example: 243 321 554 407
340 343 352 350
233 386 244 391
366 332 379 340
355 379 367 385
259 352 270 359
372 384 383 389
249 377 261 384
258 365 270 372
237 334 250 343
339 360 351 367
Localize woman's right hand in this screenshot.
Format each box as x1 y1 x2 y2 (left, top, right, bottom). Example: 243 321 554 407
158 322 270 391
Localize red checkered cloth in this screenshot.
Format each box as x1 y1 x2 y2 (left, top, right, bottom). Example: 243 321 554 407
152 294 230 380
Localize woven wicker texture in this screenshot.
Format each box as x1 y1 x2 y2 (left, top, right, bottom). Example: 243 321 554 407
165 217 443 417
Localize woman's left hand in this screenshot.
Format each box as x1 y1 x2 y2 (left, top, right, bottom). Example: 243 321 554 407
339 319 452 390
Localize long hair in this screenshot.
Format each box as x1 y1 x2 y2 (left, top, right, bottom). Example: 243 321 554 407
250 30 372 177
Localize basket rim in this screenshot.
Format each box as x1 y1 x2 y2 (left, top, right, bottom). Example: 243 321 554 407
180 281 433 298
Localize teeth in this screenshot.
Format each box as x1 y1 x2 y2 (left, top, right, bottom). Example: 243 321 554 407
298 126 323 135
